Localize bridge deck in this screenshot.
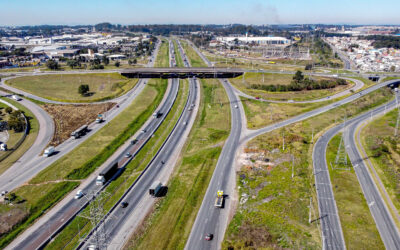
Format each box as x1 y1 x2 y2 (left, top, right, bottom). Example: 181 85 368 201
120 67 244 78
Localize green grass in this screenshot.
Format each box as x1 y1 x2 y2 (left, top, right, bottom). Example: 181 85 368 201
231 72 354 102
154 39 170 67
361 108 400 212
6 73 138 103
223 87 394 249
241 96 328 129
125 78 231 250
0 181 79 249
0 97 39 175
30 79 166 183
172 40 184 67
46 79 189 249
326 134 384 249
180 40 207 67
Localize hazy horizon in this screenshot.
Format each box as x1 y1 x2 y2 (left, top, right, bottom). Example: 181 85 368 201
1 0 400 26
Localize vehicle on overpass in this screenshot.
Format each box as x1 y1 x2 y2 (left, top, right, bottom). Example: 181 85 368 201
215 190 224 208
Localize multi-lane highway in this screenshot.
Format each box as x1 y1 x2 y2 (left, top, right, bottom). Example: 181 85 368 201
7 76 179 250
79 39 199 249
0 41 161 193
344 100 400 249
312 93 400 250
187 40 400 249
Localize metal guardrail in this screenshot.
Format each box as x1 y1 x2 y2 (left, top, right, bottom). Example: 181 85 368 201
37 80 180 250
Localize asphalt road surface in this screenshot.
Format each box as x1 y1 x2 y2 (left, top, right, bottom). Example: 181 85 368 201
187 41 400 249
79 39 198 249
344 98 400 249
0 41 161 193
8 78 179 250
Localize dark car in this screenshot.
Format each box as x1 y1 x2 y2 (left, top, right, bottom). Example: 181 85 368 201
130 139 138 145
205 233 213 241
121 202 129 208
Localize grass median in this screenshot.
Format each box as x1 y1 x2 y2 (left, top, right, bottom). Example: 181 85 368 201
154 39 170 67
326 134 383 249
180 40 208 67
125 78 231 250
172 40 184 67
6 73 138 103
0 79 166 249
46 79 188 249
223 87 393 249
361 108 400 212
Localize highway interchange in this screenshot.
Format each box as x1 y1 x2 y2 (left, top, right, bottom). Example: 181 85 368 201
1 37 400 250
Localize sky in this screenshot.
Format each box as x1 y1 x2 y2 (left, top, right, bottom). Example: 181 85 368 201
1 0 400 26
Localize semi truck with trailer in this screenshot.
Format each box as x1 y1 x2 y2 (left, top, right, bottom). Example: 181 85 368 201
96 162 119 185
71 125 88 139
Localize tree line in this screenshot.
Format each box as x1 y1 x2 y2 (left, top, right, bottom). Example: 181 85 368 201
251 71 347 92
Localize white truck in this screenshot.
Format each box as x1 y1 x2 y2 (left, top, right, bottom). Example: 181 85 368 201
43 146 55 157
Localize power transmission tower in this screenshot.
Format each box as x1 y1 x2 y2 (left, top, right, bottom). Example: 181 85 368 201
332 130 350 171
78 191 111 249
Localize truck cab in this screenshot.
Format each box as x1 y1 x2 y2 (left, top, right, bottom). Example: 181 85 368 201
96 175 105 185
215 190 224 208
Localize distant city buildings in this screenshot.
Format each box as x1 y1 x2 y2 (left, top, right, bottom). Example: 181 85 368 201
326 36 400 72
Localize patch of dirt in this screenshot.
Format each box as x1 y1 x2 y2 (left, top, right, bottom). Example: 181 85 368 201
0 207 29 236
41 103 115 146
225 220 283 249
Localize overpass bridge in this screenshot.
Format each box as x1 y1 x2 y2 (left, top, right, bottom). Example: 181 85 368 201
120 67 244 79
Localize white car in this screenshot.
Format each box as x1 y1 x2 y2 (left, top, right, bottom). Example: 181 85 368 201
11 95 21 101
234 105 238 109
74 190 84 199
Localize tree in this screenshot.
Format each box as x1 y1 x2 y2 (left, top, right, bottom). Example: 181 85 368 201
114 61 120 67
46 60 59 70
293 70 304 83
67 59 79 69
78 84 90 96
5 107 12 114
8 110 25 132
102 55 109 65
305 64 313 70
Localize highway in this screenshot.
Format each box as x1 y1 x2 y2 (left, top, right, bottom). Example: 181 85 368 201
186 40 400 249
312 92 400 250
0 41 161 193
344 99 400 249
0 90 54 170
185 39 245 249
7 75 179 250
78 39 199 249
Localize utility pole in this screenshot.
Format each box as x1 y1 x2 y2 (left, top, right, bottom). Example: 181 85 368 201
395 107 400 137
291 155 295 179
311 128 314 144
282 133 285 151
309 196 312 223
